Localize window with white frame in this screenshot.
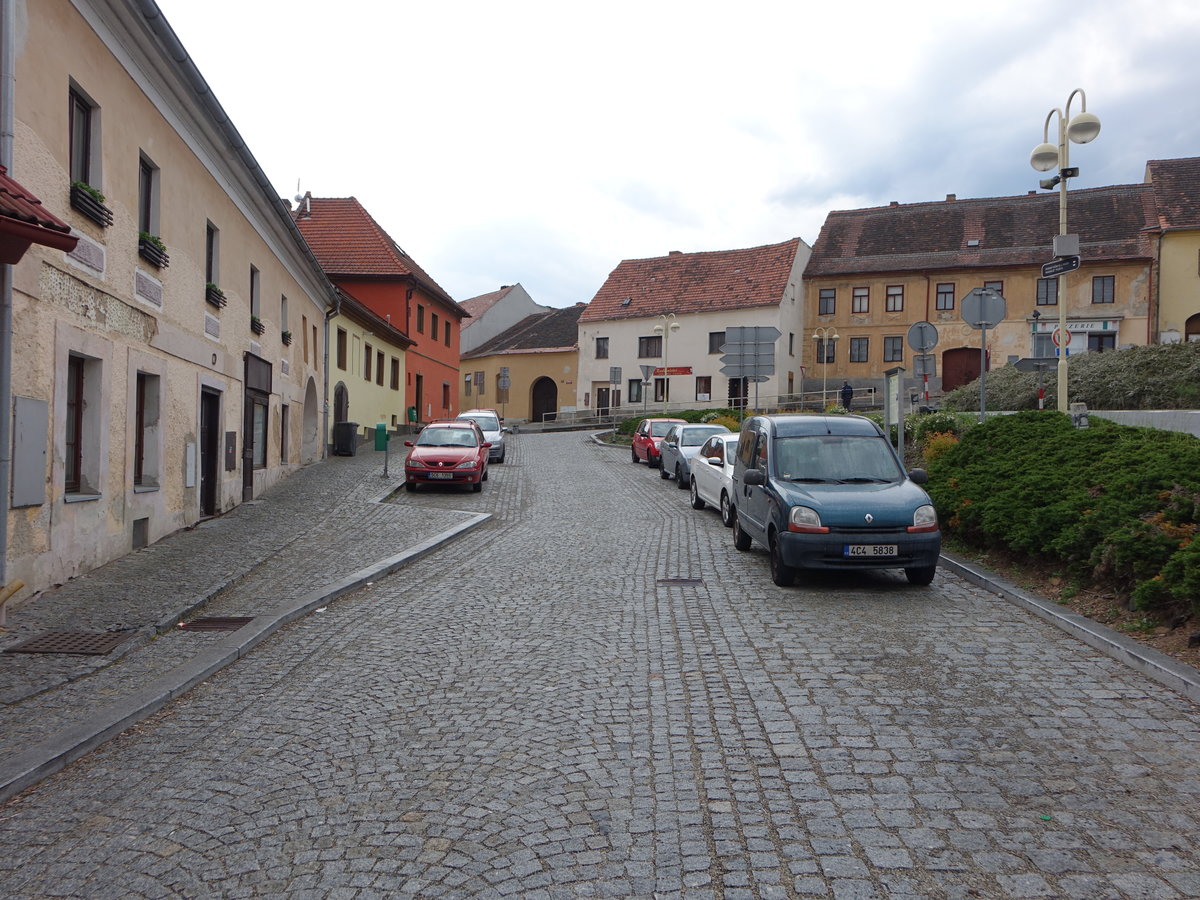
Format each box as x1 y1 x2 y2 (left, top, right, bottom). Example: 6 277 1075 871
852 287 869 313
133 371 161 489
886 285 904 312
819 288 836 315
65 353 103 496
936 283 955 310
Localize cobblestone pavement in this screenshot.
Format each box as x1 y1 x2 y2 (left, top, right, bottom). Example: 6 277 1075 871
3 431 1200 898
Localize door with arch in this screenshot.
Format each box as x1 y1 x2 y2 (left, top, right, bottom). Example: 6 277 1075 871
1187 313 1200 343
941 347 985 392
530 376 557 423
333 382 349 423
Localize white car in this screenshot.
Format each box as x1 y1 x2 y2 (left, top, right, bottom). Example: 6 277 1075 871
689 432 739 526
460 408 506 463
659 423 730 488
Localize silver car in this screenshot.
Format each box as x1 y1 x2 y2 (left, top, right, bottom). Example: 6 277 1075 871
659 423 730 488
688 432 739 526
460 408 506 463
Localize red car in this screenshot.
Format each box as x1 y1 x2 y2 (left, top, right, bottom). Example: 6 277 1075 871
404 419 491 492
631 417 686 468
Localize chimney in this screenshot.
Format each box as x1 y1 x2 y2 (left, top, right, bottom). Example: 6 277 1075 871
889 201 899 207
945 194 956 202
668 250 682 256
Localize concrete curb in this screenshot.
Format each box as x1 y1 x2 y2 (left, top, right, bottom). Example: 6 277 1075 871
0 511 491 804
939 550 1200 705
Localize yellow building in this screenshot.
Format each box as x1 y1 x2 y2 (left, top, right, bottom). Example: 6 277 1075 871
461 305 584 423
803 187 1156 404
1146 158 1200 344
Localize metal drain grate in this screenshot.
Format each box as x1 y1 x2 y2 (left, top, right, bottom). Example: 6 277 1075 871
657 577 704 585
3 630 135 655
178 616 254 632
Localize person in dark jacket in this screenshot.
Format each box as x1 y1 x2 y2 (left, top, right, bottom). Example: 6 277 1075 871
840 380 853 410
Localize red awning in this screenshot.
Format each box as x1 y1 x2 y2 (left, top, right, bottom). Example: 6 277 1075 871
0 165 78 264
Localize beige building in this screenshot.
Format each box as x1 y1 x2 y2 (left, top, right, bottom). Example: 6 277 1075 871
3 0 335 603
803 187 1157 403
328 290 414 440
1146 158 1200 344
461 304 584 423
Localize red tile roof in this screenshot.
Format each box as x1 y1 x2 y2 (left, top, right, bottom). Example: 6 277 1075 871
293 194 461 310
0 166 78 262
805 186 1157 278
579 238 804 323
1146 157 1200 230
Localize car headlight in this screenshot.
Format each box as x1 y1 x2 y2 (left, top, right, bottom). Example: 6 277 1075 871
455 459 478 469
908 504 939 533
406 458 427 469
788 506 829 534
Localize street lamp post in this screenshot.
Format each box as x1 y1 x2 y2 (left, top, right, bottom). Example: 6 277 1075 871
1029 88 1101 413
812 326 839 409
653 313 680 414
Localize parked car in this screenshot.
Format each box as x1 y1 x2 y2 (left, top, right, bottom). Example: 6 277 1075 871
729 414 940 587
403 419 490 492
460 408 506 463
659 423 731 487
689 432 739 526
631 417 686 467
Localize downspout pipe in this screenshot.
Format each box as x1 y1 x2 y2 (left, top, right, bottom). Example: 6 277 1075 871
323 293 342 457
1 0 16 594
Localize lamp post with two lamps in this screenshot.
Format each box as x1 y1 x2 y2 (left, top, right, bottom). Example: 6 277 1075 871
812 326 839 410
653 313 680 414
1029 88 1101 413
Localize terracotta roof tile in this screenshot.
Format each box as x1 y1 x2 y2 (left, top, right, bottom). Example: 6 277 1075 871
805 186 1157 278
579 238 803 323
0 166 78 260
464 304 585 358
1147 157 1200 230
293 194 461 310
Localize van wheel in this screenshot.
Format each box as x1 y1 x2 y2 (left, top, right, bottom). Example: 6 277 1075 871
769 533 796 587
905 564 937 586
732 508 752 551
689 479 705 510
719 492 734 527
675 465 688 488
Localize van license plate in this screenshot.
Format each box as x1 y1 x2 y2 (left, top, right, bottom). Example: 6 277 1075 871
844 544 897 557
428 472 453 480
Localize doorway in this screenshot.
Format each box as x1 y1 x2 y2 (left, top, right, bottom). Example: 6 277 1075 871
531 376 557 423
199 389 219 517
941 347 984 392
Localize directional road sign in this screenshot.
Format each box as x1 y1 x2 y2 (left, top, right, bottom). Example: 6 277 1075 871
720 325 780 378
1041 255 1081 278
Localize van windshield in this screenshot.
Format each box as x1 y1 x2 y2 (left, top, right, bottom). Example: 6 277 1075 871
773 435 904 483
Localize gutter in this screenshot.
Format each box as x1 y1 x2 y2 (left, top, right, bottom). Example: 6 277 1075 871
1 0 15 596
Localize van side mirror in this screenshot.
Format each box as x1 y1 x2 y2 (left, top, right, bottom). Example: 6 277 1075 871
908 468 928 484
743 469 766 486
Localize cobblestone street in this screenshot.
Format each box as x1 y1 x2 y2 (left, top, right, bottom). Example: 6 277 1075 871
3 431 1200 899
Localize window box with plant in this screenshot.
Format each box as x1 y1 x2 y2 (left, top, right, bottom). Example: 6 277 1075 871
281 330 292 345
250 315 265 335
70 181 114 227
137 232 169 268
205 282 227 308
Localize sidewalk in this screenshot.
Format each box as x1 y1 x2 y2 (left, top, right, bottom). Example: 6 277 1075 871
0 448 489 803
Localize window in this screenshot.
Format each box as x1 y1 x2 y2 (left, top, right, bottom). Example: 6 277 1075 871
475 371 485 396
336 328 347 369
65 357 84 492
417 305 425 333
391 358 400 391
431 313 439 341
249 266 261 319
138 154 159 237
936 283 955 310
654 378 667 402
638 335 663 358
696 375 712 400
886 285 904 312
1092 275 1115 304
708 331 725 354
850 337 869 362
69 87 97 187
464 375 472 397
984 280 1003 294
596 336 609 359
628 379 643 403
364 343 372 381
280 404 289 464
819 289 836 316
1037 278 1058 306
1088 333 1117 352
252 398 268 468
376 350 384 386
205 222 220 286
65 353 102 495
444 322 451 347
441 382 451 410
788 333 795 356
280 295 289 333
884 336 903 362
133 372 161 488
1033 333 1055 358
852 287 869 314
815 338 835 364
302 315 309 364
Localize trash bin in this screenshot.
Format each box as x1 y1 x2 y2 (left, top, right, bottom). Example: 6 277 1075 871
374 422 389 451
332 421 359 456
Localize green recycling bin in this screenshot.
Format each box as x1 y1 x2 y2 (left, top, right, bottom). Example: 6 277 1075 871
374 422 389 451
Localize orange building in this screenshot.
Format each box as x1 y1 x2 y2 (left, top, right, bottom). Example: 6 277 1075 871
294 195 468 423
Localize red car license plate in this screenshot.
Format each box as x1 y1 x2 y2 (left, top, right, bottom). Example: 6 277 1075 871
428 472 453 480
844 544 897 557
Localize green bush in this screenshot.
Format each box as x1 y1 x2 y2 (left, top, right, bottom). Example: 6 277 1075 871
928 411 1200 618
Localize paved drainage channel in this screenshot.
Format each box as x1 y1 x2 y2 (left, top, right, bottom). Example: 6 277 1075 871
177 616 255 632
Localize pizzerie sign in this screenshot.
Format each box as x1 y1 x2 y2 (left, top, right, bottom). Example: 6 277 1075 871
1033 320 1119 333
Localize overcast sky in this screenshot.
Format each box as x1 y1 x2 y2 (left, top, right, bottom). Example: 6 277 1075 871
155 0 1200 310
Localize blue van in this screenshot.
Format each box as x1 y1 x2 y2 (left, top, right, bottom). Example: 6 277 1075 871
729 414 941 586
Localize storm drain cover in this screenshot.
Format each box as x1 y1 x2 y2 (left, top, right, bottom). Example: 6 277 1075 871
3 630 134 655
179 616 254 632
657 577 704 585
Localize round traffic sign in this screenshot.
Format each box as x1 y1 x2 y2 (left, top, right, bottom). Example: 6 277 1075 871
907 320 939 353
1052 328 1072 347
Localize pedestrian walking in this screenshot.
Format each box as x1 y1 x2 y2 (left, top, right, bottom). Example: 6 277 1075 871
840 380 853 410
